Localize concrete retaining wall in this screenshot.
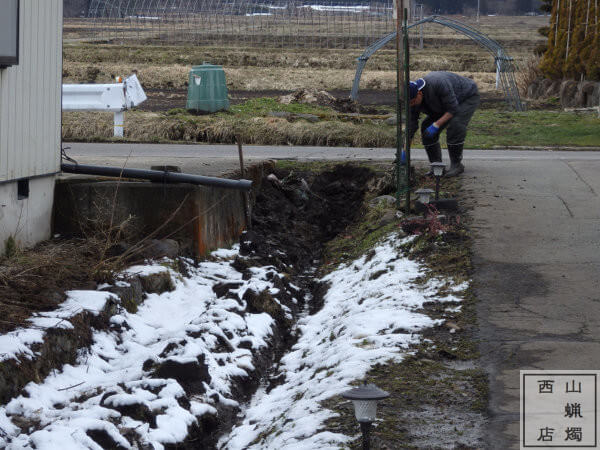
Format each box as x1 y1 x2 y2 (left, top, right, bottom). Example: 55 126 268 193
53 163 270 257
0 176 55 251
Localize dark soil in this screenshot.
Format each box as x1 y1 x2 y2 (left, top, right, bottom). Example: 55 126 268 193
139 88 513 113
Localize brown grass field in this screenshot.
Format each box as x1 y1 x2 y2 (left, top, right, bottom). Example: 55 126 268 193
62 14 600 150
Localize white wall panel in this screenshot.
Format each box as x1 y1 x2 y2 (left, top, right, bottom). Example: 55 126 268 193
0 0 62 183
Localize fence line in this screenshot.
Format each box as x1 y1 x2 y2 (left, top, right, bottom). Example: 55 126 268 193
80 0 395 48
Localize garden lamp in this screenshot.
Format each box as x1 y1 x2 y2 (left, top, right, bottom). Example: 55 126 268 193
430 162 446 200
415 188 434 205
342 382 390 450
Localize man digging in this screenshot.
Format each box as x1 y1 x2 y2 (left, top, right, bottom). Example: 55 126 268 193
408 71 480 177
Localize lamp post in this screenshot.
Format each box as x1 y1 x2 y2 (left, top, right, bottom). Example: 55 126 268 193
342 382 390 450
430 162 445 201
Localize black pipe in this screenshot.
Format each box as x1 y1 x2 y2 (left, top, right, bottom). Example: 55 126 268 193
61 163 252 191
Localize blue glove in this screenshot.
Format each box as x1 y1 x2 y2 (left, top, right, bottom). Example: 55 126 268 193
424 123 440 139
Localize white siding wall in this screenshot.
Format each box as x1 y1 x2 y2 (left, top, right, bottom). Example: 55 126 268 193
0 0 62 183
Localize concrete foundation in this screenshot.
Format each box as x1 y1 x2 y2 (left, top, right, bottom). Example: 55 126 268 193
0 176 56 251
53 164 268 257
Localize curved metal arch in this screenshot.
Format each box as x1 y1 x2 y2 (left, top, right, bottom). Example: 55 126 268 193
350 15 523 111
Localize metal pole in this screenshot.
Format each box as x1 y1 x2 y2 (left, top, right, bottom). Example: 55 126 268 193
495 51 501 90
419 4 424 49
237 136 251 229
360 422 372 450
403 7 411 214
395 0 404 210
477 0 480 23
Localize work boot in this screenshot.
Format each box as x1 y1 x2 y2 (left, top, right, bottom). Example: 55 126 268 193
445 144 465 177
424 143 443 176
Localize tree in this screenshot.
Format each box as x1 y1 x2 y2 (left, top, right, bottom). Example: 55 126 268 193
540 0 600 80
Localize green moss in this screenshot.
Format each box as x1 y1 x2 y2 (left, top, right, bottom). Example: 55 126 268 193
122 297 138 314
3 236 17 258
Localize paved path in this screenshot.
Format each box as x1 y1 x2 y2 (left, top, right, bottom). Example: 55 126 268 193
463 158 600 449
66 142 600 449
65 142 600 176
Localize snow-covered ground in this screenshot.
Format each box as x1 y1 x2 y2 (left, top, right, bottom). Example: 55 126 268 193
0 246 297 449
0 233 466 449
221 235 466 449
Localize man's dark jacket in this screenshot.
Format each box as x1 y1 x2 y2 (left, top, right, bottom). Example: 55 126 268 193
409 71 478 139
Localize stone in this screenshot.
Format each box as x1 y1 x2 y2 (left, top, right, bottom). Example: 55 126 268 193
385 115 397 126
577 81 599 108
369 195 397 208
140 239 180 260
103 276 144 313
139 271 175 294
560 80 579 108
445 321 461 332
378 210 398 228
268 111 293 120
545 80 561 97
243 288 288 327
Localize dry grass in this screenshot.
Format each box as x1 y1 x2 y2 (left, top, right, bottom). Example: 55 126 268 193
62 110 396 147
62 60 500 93
516 55 543 97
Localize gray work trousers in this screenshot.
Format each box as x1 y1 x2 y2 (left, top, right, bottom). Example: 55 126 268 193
421 93 480 147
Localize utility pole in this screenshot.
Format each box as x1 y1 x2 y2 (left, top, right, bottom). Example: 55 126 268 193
419 3 424 49
477 0 480 23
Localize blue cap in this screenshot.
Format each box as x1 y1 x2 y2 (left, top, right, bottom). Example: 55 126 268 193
409 78 426 99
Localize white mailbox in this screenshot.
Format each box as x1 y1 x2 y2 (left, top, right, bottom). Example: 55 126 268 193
0 0 19 68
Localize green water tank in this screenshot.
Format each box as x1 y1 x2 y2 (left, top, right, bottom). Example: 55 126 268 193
186 63 230 113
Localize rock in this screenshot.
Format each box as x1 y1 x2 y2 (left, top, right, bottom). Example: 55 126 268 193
296 113 320 123
139 271 175 294
266 173 282 186
152 355 211 395
560 80 579 108
593 84 600 108
526 79 541 99
369 195 396 208
576 81 598 108
243 288 288 327
445 321 461 332
545 80 561 97
103 276 144 313
268 111 293 120
140 239 180 260
378 210 398 228
385 115 397 126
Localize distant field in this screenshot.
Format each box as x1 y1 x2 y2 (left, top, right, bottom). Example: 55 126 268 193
63 14 594 149
63 15 548 94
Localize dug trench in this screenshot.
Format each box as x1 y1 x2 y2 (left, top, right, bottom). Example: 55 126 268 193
1 163 487 448
168 163 378 448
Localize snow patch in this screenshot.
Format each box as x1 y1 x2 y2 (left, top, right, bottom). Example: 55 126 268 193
222 235 464 449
